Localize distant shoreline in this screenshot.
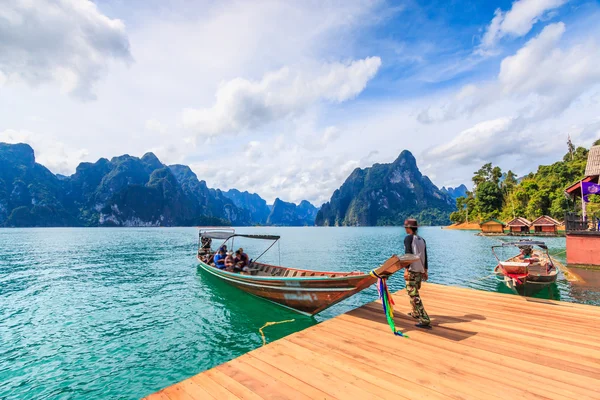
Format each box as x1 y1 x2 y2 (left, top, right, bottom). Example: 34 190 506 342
443 222 481 230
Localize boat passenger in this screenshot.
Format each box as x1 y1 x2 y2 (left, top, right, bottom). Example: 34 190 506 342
403 218 431 329
224 252 235 271
213 249 227 269
234 248 249 270
235 247 250 267
518 246 538 263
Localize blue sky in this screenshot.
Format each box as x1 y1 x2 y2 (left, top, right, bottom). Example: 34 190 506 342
1 0 599 205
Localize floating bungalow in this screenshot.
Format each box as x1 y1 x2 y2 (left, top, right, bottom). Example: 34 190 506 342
531 215 561 235
479 219 506 234
506 217 531 234
564 144 600 267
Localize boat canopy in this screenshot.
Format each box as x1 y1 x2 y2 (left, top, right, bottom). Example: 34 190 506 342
494 240 548 249
200 230 280 241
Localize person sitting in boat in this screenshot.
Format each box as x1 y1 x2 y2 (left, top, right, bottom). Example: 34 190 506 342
224 252 235 271
234 248 250 272
213 248 227 269
199 236 212 256
518 246 539 263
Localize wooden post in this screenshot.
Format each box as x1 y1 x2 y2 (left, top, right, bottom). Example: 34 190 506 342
581 180 587 221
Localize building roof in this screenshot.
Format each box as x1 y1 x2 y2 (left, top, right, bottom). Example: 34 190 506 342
506 217 532 227
480 219 506 227
531 215 561 226
564 145 600 197
585 145 600 176
565 175 598 196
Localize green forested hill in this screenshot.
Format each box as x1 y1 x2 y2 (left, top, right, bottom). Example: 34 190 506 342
450 139 600 223
0 143 76 226
0 143 245 226
0 142 318 227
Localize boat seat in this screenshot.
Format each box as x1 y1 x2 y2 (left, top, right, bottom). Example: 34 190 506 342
500 261 529 268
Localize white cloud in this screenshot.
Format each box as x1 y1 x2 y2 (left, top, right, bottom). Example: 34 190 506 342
188 132 363 205
181 57 381 137
243 141 263 159
0 0 131 99
0 0 385 206
145 119 168 134
480 0 568 50
421 22 600 123
499 22 600 117
567 119 600 143
421 21 600 179
2 0 599 206
0 129 88 174
298 125 343 151
322 126 341 144
428 117 520 164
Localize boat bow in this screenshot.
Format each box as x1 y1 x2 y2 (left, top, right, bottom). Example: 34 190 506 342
197 252 419 316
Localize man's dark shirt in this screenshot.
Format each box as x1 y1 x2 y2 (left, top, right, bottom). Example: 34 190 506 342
404 234 428 271
235 252 249 266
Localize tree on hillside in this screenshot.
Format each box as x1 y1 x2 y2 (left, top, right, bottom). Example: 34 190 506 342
472 163 493 187
594 138 600 146
567 136 575 161
491 166 502 185
469 140 592 222
476 181 503 219
502 142 589 220
503 170 517 190
469 163 505 221
449 191 476 223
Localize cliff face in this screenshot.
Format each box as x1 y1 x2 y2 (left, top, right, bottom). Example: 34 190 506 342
315 150 454 226
0 143 75 227
0 142 319 227
1 143 451 227
266 198 318 226
442 184 468 199
168 165 251 226
0 143 247 226
223 189 270 224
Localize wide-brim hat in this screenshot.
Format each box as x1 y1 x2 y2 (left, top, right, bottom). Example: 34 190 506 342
404 218 418 228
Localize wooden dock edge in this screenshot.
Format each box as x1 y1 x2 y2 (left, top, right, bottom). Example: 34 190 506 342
144 283 600 400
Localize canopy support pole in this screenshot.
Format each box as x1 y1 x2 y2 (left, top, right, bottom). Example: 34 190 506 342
253 239 279 264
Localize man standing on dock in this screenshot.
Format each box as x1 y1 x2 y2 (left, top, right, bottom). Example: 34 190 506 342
403 218 431 329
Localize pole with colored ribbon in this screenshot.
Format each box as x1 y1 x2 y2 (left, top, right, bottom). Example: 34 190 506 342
370 270 408 338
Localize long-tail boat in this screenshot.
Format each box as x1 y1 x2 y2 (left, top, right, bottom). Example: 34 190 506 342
196 229 418 316
492 240 558 292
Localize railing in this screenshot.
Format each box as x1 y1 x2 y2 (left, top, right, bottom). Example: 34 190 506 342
565 212 600 234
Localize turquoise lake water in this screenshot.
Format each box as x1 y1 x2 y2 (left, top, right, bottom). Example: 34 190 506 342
1 227 598 399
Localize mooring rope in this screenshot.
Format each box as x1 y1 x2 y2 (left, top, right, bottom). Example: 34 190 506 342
259 319 295 346
550 249 566 257
466 273 496 283
369 270 408 338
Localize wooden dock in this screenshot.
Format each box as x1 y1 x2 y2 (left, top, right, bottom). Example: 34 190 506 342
145 283 600 399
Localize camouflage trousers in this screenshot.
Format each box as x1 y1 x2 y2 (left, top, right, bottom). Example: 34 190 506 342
405 271 430 325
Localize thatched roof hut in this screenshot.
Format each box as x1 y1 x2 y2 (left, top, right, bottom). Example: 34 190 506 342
506 217 532 233
531 215 561 234
585 145 600 177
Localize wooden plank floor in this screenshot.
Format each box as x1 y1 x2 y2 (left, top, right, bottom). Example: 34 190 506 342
144 283 600 399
